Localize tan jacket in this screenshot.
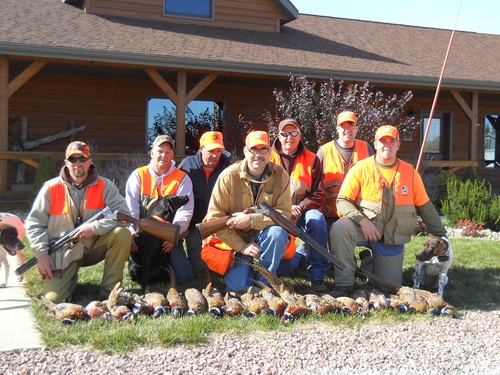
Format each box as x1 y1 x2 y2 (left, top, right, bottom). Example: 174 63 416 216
205 160 292 252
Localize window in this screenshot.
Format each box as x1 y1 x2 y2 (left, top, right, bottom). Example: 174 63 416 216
147 98 223 154
164 0 213 20
484 114 499 168
421 112 451 159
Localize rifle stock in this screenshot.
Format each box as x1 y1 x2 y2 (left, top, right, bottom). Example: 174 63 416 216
115 212 180 244
196 216 230 240
260 202 346 271
15 206 111 276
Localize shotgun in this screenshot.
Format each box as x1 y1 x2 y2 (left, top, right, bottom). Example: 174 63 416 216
260 201 346 271
195 207 263 240
15 206 111 276
112 212 180 245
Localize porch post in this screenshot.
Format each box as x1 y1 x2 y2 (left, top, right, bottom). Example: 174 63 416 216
176 71 186 157
471 91 478 161
0 57 8 192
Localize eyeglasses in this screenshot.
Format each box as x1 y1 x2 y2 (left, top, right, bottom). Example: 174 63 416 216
247 147 270 155
67 156 89 163
280 131 300 138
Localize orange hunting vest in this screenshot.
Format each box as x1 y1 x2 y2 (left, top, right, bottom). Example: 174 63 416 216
48 179 106 216
137 166 186 218
340 157 421 245
320 140 371 218
270 150 315 205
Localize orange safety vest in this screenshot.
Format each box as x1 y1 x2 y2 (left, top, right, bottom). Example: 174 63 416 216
137 166 186 217
48 179 106 216
339 157 423 245
270 150 315 204
320 140 371 218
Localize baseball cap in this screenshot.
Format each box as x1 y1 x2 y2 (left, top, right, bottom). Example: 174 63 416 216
199 131 225 151
337 111 358 126
152 135 175 149
375 125 400 140
65 141 91 159
278 118 300 133
245 131 270 148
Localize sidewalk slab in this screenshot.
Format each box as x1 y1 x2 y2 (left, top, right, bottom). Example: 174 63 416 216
0 256 43 352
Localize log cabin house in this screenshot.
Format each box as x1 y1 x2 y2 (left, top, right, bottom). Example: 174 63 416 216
1 0 499 208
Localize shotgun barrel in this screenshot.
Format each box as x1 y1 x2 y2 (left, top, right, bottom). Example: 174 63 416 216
260 202 346 271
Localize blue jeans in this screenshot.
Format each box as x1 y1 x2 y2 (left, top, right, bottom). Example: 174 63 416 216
170 244 194 283
224 225 288 291
299 209 330 281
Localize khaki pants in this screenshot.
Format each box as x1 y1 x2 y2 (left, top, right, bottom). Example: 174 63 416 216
42 226 131 303
329 218 404 288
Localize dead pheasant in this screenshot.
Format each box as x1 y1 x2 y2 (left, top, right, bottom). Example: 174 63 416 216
240 286 270 316
37 297 88 320
166 287 188 317
304 294 338 317
185 288 208 315
202 282 226 317
85 301 108 319
259 286 288 316
222 293 247 316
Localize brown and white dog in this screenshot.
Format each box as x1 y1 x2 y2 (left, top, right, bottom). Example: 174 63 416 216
0 213 26 287
413 235 453 296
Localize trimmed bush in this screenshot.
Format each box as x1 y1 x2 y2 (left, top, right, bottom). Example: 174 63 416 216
29 155 59 207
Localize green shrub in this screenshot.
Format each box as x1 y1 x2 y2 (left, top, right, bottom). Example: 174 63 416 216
29 155 59 207
441 177 499 230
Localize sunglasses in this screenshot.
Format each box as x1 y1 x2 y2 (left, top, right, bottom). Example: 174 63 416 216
247 147 270 155
67 156 89 163
280 131 300 138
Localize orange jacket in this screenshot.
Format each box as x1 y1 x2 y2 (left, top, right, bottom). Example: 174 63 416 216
319 140 371 218
136 165 186 218
338 157 430 245
49 179 106 215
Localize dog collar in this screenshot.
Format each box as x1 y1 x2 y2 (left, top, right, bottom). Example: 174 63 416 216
438 255 450 262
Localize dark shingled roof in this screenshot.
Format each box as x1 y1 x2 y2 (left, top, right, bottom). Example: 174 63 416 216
1 0 499 91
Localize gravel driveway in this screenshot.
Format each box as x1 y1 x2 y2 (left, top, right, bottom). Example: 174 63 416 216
1 310 498 374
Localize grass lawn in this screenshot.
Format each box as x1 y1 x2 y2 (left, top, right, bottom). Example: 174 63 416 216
22 235 500 353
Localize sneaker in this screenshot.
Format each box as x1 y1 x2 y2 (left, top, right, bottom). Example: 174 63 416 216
328 287 352 298
311 280 327 294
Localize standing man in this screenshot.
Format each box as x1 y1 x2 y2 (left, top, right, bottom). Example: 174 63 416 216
178 131 231 276
317 111 373 227
125 135 194 283
270 119 329 294
203 131 291 292
26 141 131 303
329 125 448 296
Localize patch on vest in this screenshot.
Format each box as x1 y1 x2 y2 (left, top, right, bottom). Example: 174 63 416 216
401 185 409 195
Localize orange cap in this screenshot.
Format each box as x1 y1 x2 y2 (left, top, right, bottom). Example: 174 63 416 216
337 111 357 126
65 141 91 159
375 125 400 140
199 131 225 151
245 131 270 148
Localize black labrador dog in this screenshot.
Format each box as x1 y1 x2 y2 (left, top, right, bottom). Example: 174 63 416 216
128 194 189 294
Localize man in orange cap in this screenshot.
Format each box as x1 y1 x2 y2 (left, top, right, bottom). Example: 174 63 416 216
269 118 329 294
328 125 448 297
26 141 131 303
126 135 195 284
203 130 292 292
178 131 232 276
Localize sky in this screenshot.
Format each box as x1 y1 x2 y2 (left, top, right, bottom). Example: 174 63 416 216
291 0 500 35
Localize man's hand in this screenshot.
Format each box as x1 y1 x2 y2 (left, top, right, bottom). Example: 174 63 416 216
227 212 252 230
71 224 96 240
162 240 174 253
239 242 260 258
130 234 139 253
291 205 303 221
359 218 381 242
37 253 55 280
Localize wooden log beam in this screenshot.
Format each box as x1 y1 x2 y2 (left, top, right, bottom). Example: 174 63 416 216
176 71 187 157
8 61 47 97
22 125 86 150
0 56 8 192
186 73 218 104
450 90 473 121
145 69 178 106
471 91 478 161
